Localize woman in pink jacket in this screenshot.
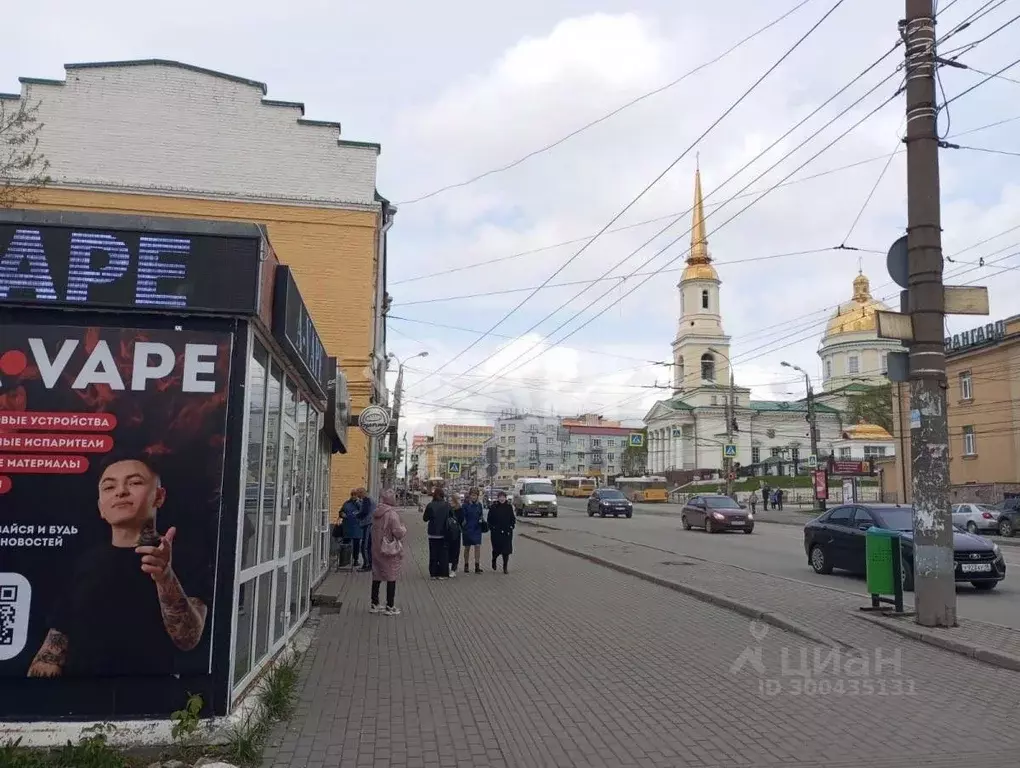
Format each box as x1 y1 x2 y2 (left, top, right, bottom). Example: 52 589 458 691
370 489 407 616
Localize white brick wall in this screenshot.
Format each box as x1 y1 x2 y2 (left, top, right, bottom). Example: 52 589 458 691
7 61 379 208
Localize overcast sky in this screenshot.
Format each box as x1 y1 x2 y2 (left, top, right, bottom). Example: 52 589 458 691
3 0 1018 441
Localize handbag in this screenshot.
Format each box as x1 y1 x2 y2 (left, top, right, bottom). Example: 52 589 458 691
445 511 461 542
480 516 490 534
380 534 402 556
331 522 343 539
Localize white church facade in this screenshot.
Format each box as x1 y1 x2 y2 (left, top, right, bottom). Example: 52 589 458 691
643 167 894 476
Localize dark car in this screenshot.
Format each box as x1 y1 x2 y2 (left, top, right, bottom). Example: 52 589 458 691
994 497 1020 537
587 488 633 518
803 503 1006 591
681 494 754 533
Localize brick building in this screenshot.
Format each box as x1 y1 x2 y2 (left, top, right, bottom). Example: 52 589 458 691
1 59 390 500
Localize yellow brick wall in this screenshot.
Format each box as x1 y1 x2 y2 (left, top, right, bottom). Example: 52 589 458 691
17 187 380 516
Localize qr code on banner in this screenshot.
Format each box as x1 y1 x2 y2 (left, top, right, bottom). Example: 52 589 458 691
0 585 17 645
0 575 31 660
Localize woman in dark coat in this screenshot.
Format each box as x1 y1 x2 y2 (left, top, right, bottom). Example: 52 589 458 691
487 490 516 574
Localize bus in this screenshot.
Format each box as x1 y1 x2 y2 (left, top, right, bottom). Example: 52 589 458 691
615 476 668 503
558 476 597 498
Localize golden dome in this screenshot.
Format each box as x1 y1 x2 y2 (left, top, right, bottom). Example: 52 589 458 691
824 271 890 338
682 262 719 281
842 422 893 440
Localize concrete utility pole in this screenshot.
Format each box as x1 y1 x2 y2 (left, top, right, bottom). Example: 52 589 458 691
386 351 428 489
902 0 956 627
781 361 825 512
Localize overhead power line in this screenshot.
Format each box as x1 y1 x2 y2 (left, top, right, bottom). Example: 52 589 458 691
411 0 851 399
941 55 1020 109
428 41 905 408
437 75 903 411
394 0 816 206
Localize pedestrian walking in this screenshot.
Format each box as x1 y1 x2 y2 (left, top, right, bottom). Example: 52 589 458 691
423 488 452 579
776 487 784 511
761 484 770 511
487 490 515 574
357 487 375 572
749 492 758 515
461 488 485 574
370 489 407 616
447 492 463 578
339 489 363 567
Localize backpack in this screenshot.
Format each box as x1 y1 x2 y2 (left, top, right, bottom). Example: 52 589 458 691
445 510 462 542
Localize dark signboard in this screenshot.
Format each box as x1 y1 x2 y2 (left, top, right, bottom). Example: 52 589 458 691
324 357 349 454
0 323 233 717
271 266 327 399
945 319 1006 352
0 218 261 315
828 459 872 476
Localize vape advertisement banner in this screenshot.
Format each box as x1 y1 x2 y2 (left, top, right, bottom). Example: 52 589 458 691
0 325 232 680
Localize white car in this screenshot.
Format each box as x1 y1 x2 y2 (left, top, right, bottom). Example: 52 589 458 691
512 477 558 517
951 503 1001 534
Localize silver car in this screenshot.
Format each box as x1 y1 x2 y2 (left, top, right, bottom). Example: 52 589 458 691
951 503 1001 534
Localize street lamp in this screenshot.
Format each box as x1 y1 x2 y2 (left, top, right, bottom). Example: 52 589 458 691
781 361 825 512
386 351 428 488
708 347 737 498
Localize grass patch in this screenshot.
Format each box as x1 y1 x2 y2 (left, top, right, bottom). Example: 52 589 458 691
0 652 303 768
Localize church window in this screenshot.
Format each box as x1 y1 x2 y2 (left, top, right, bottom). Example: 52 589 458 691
881 352 888 374
824 360 832 380
701 353 715 382
711 395 718 405
677 356 685 385
701 290 709 310
848 355 859 375
752 447 760 464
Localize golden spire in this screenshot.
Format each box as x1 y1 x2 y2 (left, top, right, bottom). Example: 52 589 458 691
688 161 710 266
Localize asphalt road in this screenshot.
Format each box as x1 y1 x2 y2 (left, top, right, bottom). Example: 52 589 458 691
545 497 1020 630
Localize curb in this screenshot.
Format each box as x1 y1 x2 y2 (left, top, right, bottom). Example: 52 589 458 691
520 530 844 650
854 612 1020 672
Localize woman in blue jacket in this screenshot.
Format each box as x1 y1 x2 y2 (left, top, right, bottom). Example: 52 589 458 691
460 487 485 574
339 490 363 566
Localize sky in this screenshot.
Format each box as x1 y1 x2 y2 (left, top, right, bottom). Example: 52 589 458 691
2 0 1019 445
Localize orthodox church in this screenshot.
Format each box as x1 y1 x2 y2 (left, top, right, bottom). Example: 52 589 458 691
642 168 896 476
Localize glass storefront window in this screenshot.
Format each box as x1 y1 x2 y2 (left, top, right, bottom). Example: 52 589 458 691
260 363 282 564
273 564 288 644
241 343 268 571
254 572 272 662
233 578 255 686
294 397 309 554
277 430 295 559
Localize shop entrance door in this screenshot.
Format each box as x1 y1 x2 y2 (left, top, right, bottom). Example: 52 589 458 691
272 422 298 646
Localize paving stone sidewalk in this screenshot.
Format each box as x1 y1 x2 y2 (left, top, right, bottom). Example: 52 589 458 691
262 515 1020 768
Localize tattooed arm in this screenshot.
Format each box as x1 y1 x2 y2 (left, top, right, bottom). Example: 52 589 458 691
155 570 208 652
27 629 69 678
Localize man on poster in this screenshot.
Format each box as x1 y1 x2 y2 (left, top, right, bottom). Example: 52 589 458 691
27 453 209 678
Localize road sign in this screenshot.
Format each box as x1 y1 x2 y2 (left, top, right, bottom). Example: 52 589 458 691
448 461 461 475
807 454 818 469
723 444 737 458
629 432 645 447
357 405 390 437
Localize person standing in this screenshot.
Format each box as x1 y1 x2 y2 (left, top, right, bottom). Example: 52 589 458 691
461 488 485 574
340 490 363 567
749 491 758 515
357 487 375 572
487 490 515 574
446 492 463 578
761 484 770 512
370 489 407 616
423 489 452 579
776 487 785 511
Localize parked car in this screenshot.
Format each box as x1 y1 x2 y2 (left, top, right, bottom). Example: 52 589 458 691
803 503 1006 591
587 488 633 518
681 494 754 534
512 478 558 517
994 497 1020 537
951 503 1000 534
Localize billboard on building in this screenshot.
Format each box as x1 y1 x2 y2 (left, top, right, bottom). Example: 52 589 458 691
0 324 232 681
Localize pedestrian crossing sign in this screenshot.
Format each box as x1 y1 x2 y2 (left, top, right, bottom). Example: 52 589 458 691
629 432 645 447
448 461 461 475
723 444 737 458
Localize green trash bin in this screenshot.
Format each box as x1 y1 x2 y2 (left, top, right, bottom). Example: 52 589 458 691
864 526 904 612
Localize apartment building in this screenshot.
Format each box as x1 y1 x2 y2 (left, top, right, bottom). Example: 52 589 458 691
493 414 565 482
886 315 1020 503
434 423 494 479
